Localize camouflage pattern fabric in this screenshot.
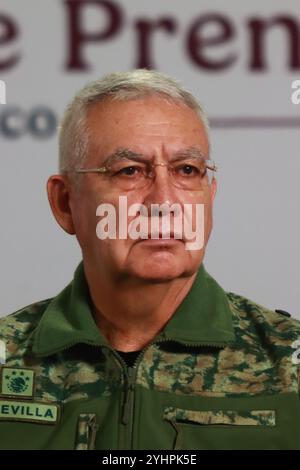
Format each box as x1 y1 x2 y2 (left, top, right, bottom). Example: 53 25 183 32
0 262 300 449
75 413 98 450
163 407 276 426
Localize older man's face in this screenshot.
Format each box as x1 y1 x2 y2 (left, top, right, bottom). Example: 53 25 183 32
68 96 216 282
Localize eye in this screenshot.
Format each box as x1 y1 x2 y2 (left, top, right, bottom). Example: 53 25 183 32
183 165 197 175
113 165 143 177
174 159 208 178
177 164 202 176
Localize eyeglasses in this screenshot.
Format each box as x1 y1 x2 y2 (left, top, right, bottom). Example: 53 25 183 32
74 156 217 191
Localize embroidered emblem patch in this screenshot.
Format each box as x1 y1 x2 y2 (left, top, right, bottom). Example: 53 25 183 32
1 367 35 398
0 400 60 424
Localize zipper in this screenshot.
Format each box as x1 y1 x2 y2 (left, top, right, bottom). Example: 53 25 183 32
115 337 229 448
107 349 139 448
118 347 151 448
100 345 155 448
121 366 135 425
42 337 230 449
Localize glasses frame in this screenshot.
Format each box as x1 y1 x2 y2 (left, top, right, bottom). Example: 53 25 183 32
74 158 218 190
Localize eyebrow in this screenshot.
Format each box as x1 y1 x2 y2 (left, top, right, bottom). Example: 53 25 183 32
173 147 208 160
102 146 208 166
103 148 144 166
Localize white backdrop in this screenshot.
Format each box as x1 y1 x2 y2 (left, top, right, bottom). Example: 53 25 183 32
0 0 299 317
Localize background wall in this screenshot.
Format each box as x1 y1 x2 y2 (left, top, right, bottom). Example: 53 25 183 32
0 0 299 317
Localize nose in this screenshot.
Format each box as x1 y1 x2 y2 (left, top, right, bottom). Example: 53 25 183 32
142 164 179 210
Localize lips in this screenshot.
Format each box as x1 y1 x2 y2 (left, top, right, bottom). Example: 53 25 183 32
135 230 183 241
135 233 184 247
136 238 183 247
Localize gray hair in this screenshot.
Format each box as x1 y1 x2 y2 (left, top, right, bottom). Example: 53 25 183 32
59 69 210 173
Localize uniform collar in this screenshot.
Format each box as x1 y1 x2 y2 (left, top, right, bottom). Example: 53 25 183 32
32 261 235 357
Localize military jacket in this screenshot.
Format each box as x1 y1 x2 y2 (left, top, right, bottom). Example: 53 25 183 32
0 262 300 450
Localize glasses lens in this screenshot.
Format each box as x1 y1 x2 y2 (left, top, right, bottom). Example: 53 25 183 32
107 160 148 190
106 158 216 191
170 158 214 190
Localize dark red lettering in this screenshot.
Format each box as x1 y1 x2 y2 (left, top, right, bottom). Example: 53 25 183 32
248 16 300 70
187 13 236 70
0 14 19 71
65 0 122 71
134 18 177 69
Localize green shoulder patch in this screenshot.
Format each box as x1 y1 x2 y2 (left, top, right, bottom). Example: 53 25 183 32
0 367 35 398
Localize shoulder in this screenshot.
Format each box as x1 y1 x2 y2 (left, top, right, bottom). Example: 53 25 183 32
0 299 52 360
226 290 300 352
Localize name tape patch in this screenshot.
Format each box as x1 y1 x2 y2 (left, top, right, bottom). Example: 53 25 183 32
0 399 60 424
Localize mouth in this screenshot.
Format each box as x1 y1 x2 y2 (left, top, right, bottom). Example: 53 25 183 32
136 236 184 247
136 229 183 240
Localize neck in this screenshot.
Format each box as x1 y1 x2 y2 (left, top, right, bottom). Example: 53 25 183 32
84 265 197 352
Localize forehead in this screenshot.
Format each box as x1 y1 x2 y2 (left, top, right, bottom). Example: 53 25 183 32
85 96 209 162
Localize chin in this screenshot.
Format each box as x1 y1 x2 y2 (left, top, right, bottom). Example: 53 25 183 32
129 252 191 283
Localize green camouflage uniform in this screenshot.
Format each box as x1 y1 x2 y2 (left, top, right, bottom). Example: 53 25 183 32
0 262 300 449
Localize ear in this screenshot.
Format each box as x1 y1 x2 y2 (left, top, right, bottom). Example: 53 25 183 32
47 175 76 234
210 177 217 202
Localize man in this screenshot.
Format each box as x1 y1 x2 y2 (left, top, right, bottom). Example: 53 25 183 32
0 69 300 450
